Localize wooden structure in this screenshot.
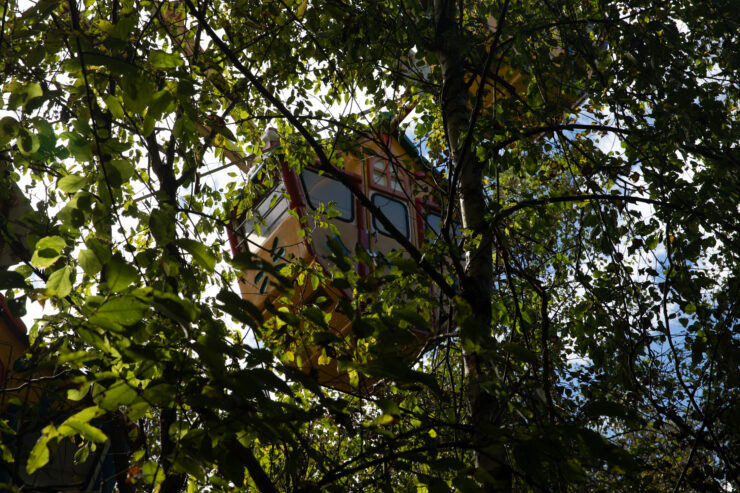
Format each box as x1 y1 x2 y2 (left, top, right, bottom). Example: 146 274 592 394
227 129 444 388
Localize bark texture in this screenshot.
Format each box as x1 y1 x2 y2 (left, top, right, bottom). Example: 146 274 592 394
434 0 511 489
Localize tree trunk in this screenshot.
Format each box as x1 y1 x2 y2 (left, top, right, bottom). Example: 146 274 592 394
434 0 511 489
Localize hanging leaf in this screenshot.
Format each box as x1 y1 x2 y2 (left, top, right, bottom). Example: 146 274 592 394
105 253 138 292
58 174 88 194
103 94 125 119
17 128 40 155
45 266 72 297
78 249 102 276
98 381 139 411
26 434 50 474
61 132 93 162
32 236 66 268
0 116 19 145
8 82 43 110
176 238 216 271
88 295 147 330
149 208 175 245
0 270 27 290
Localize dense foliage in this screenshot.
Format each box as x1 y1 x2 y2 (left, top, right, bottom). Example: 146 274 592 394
1 0 738 490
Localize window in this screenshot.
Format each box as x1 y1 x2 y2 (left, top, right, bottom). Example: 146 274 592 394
372 193 409 238
301 168 354 222
427 213 442 236
239 184 289 253
370 159 404 192
425 212 461 240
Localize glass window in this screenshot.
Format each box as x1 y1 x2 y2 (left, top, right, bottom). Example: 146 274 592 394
372 193 409 238
372 160 389 188
301 168 354 222
425 212 462 242
427 213 442 236
371 159 403 191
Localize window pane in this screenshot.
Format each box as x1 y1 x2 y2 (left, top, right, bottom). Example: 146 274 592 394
373 169 388 187
372 193 409 238
425 213 462 240
301 169 354 222
427 213 441 236
373 160 388 173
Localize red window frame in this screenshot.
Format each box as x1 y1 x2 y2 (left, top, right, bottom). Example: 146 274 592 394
366 157 409 198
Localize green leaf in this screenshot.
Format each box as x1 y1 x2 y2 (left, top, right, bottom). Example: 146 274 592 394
149 208 175 245
57 406 107 443
58 350 97 365
26 434 50 474
176 238 216 271
58 174 87 193
79 249 102 276
105 253 138 292
121 74 153 115
151 290 198 325
149 89 175 118
103 94 125 119
0 116 19 145
0 270 27 290
89 296 146 330
216 289 264 326
68 383 91 401
8 82 43 111
83 53 138 76
85 237 111 264
501 342 539 365
104 159 135 187
17 128 40 155
149 49 183 69
45 266 72 297
99 381 138 411
31 236 66 268
62 132 93 162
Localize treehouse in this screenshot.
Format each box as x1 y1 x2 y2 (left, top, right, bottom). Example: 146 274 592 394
227 128 448 389
226 32 591 389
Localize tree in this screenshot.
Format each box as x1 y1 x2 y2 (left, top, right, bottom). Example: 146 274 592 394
1 0 738 490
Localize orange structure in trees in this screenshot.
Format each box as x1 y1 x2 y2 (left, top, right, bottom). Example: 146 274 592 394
227 128 445 389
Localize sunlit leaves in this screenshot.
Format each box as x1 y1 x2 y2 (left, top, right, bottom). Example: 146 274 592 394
5 81 43 111
31 236 66 268
26 433 50 475
26 406 108 474
45 266 72 297
2 0 737 490
58 174 88 194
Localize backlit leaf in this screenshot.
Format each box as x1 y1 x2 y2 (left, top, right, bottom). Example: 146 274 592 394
58 174 87 193
176 238 216 271
45 266 72 297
